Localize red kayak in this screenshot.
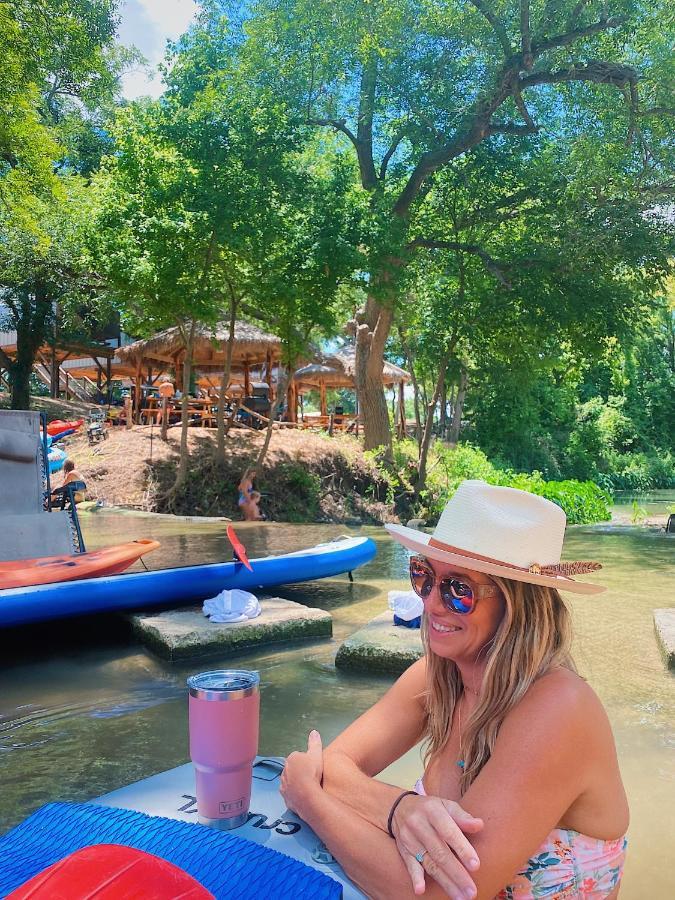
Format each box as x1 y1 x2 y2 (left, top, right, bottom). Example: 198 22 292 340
7 844 214 899
47 419 84 437
0 539 160 590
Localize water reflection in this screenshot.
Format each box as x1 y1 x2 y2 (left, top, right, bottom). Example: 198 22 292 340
0 511 672 899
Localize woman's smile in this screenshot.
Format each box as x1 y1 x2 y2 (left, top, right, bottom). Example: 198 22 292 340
429 617 462 635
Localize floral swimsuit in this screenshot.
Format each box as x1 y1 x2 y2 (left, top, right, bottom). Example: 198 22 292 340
414 780 626 898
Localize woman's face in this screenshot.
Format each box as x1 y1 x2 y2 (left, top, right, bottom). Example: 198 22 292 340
421 557 505 662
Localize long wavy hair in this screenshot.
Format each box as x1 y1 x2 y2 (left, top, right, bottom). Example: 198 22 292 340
421 576 576 794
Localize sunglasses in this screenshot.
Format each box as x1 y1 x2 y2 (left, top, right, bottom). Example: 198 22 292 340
409 555 499 615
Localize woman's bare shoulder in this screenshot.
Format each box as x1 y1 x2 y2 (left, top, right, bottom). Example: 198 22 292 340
503 666 610 746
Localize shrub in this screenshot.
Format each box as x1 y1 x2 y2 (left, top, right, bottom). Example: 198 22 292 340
405 440 612 525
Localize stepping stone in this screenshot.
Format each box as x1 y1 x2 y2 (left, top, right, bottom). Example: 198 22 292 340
128 598 332 661
654 609 675 671
335 611 423 675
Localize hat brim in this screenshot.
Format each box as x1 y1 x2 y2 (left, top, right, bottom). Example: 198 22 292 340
386 524 606 596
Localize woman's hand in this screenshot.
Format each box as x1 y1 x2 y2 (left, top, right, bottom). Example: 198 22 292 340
392 793 483 898
280 730 324 819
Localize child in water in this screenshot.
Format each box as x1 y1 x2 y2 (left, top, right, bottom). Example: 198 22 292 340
238 470 264 521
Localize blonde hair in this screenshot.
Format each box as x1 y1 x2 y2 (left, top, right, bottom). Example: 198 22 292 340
422 576 575 794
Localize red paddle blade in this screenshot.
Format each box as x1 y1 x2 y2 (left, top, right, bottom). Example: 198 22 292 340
227 525 253 571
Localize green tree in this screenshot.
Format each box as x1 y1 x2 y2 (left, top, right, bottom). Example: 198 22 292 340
0 0 126 408
238 0 674 455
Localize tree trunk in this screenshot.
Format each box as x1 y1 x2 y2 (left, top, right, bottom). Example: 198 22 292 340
439 372 447 435
174 322 197 489
448 367 468 446
216 290 238 460
353 295 393 458
398 329 423 447
253 367 292 471
414 349 451 501
7 289 52 410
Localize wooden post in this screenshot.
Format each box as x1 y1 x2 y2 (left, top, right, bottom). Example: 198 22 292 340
65 369 70 400
265 350 274 401
134 357 142 424
320 380 327 417
106 355 112 405
124 395 132 430
398 381 406 438
50 349 58 398
244 359 251 397
161 397 168 441
286 378 297 424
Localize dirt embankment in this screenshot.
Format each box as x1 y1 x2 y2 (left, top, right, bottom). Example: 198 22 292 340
55 424 397 523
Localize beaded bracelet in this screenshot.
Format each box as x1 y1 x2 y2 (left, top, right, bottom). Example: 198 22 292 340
387 790 418 838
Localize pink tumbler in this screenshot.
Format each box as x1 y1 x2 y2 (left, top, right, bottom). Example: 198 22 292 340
187 670 260 829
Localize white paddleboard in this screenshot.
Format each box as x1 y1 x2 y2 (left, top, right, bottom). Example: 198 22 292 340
94 757 365 899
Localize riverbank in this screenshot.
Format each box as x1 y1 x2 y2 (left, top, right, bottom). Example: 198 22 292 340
49 422 670 528
58 425 396 523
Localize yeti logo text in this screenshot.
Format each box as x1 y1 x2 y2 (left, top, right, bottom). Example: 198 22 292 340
220 799 245 813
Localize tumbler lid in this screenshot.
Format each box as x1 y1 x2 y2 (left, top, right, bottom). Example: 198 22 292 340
187 670 260 700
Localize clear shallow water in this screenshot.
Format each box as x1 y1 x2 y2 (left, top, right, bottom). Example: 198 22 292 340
0 511 673 898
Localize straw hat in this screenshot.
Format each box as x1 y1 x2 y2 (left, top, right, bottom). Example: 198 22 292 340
386 480 605 595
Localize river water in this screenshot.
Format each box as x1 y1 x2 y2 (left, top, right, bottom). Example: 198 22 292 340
0 510 673 898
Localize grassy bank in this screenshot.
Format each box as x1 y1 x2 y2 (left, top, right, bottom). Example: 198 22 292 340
58 423 613 525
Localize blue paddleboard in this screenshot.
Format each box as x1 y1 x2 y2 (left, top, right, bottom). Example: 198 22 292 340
0 536 376 628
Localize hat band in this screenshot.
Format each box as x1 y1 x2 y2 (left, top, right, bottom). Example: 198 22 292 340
428 537 535 573
427 537 602 578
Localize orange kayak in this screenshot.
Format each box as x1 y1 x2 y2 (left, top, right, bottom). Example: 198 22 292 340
46 418 84 437
0 539 160 590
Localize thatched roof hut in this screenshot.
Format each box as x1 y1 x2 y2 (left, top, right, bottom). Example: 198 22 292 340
117 322 283 419
294 347 410 391
293 345 410 421
118 322 282 371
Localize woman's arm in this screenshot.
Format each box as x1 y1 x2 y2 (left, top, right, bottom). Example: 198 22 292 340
322 658 428 828
283 731 475 900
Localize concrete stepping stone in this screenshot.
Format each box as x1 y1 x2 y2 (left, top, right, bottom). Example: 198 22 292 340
654 609 675 671
127 597 332 661
335 611 423 675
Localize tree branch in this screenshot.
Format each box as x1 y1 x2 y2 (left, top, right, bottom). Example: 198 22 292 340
407 238 513 287
467 0 513 57
512 82 538 129
567 0 591 29
307 117 358 149
532 17 627 56
521 0 533 69
380 127 407 180
488 121 539 135
356 55 379 190
521 60 639 92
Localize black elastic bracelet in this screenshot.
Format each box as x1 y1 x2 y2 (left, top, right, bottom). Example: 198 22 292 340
387 790 418 838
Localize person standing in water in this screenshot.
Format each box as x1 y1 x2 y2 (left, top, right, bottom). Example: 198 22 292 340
238 469 263 521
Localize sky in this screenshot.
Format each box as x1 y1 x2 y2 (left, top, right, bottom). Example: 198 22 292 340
117 0 200 99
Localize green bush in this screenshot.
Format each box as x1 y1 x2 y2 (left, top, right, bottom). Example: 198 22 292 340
604 451 675 491
407 441 612 525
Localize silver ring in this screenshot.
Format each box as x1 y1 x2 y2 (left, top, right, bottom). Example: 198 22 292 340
415 849 427 864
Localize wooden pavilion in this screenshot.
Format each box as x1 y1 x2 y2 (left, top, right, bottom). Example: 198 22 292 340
116 322 283 422
293 347 410 435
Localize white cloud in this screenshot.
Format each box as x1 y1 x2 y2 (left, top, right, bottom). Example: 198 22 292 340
118 0 199 99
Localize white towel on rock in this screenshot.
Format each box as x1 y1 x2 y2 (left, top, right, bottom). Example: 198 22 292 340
203 589 261 624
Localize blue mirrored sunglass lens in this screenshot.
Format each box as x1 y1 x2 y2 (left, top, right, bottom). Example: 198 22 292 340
441 580 474 613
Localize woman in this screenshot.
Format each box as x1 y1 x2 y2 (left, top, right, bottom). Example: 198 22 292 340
238 469 263 521
281 481 628 899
